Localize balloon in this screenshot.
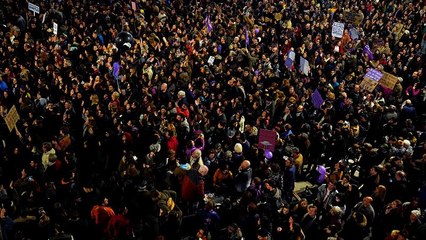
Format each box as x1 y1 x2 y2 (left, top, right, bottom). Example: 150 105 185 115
317 165 326 175
264 149 273 160
115 31 134 51
317 165 327 184
317 174 326 184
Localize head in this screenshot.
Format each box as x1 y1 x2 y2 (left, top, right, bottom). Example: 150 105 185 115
240 160 251 171
362 196 373 207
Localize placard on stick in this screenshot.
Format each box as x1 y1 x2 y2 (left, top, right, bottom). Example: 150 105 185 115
258 129 276 152
28 2 40 14
3 105 20 132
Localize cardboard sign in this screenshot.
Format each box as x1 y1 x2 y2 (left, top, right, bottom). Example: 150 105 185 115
28 2 40 14
379 72 398 90
359 77 379 92
343 11 364 26
3 105 20 132
258 129 276 152
332 22 345 38
131 2 137 11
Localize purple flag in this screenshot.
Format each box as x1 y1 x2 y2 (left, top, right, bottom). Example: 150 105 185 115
113 62 120 80
311 89 324 109
217 44 222 54
363 44 374 60
205 15 212 33
244 26 249 47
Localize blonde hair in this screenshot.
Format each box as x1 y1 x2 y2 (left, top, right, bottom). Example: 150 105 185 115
111 91 120 100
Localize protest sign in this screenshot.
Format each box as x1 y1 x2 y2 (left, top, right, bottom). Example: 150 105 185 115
299 57 310 76
3 105 20 132
379 72 399 90
349 28 360 41
332 22 345 38
28 2 40 14
359 78 379 92
53 22 58 35
343 11 364 26
363 69 383 82
363 45 374 60
259 129 276 152
311 89 325 109
208 56 215 65
285 51 295 69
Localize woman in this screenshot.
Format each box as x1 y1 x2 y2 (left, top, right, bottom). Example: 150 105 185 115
382 200 403 237
213 162 233 194
276 216 304 240
293 198 309 223
371 185 387 211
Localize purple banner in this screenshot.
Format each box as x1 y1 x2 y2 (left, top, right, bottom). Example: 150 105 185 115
205 15 212 33
363 69 383 82
311 89 325 109
363 44 374 60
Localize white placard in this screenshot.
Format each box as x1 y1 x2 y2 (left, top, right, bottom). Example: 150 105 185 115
28 2 40 14
53 22 58 35
289 51 296 61
332 22 345 38
208 56 215 65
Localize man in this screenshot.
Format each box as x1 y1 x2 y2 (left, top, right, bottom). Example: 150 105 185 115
234 160 252 194
350 196 375 231
316 180 339 214
282 157 295 203
300 205 320 239
263 179 283 210
181 165 208 214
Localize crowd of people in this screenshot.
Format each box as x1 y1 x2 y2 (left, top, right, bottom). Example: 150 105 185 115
0 0 425 239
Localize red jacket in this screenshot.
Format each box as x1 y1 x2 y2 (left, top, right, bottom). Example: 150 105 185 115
181 169 204 202
167 136 179 152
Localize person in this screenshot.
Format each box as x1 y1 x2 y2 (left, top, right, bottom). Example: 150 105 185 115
263 179 283 210
282 156 296 203
300 205 320 240
234 160 252 194
341 211 369 240
212 162 233 195
349 196 376 237
0 0 424 239
316 180 339 216
181 165 208 214
402 209 422 240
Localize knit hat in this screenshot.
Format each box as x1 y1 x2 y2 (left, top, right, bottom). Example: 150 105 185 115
411 210 421 218
178 90 186 98
234 143 243 153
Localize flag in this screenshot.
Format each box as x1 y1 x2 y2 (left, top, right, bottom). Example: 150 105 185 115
204 15 212 33
311 89 325 109
113 62 120 80
363 44 374 60
244 26 249 47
